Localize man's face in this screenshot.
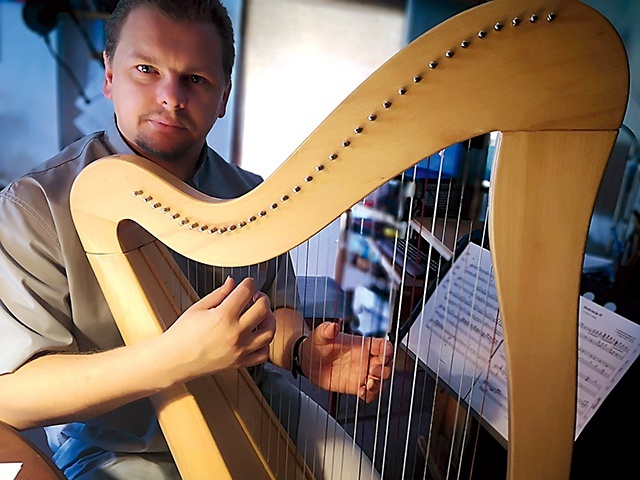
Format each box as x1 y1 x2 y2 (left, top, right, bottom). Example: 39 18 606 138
103 6 230 175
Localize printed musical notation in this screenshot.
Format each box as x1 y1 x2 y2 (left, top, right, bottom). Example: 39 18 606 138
404 242 640 441
574 300 640 435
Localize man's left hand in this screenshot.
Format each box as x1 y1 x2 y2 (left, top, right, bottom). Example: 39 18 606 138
300 322 394 403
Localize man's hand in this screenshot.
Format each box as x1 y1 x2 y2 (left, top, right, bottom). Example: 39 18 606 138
300 322 394 403
163 276 276 381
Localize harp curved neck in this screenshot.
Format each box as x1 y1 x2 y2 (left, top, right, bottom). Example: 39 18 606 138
71 0 627 266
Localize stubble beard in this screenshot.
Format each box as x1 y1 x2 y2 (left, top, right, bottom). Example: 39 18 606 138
134 134 193 165
133 111 198 164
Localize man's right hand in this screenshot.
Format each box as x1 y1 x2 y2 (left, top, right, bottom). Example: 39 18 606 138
162 276 276 380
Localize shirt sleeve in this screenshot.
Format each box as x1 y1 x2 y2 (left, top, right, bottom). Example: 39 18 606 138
0 185 76 375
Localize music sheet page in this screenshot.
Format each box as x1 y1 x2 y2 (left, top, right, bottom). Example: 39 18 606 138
0 463 22 480
404 242 640 441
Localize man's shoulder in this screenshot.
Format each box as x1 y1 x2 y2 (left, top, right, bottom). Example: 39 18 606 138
32 131 111 179
5 132 110 190
0 131 112 214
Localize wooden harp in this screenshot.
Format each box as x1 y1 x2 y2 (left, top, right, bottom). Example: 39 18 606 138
69 0 629 478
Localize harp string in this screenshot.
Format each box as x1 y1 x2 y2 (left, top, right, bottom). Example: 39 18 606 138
374 139 500 479
400 165 428 480
407 175 439 480
441 142 484 479
444 238 480 479
445 146 498 480
396 148 448 475
315 138 505 479
455 223 492 479
174 252 316 474
453 142 494 480
422 151 459 478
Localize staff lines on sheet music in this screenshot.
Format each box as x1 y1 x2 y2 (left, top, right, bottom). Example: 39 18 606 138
577 347 614 378
580 323 630 357
577 371 600 397
475 364 508 408
417 245 505 411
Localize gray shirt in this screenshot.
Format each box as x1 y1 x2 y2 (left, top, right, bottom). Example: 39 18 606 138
0 118 298 471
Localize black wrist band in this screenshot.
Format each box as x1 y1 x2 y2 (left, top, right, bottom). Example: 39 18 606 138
291 334 307 379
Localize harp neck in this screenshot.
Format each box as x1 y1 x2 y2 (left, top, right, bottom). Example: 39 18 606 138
70 0 628 266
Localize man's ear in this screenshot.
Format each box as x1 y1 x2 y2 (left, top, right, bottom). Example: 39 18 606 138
217 80 232 119
103 51 113 100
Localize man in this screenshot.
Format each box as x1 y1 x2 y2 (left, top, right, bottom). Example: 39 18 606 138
0 1 393 478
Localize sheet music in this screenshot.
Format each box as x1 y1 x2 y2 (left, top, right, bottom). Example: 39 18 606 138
0 463 22 480
404 242 640 441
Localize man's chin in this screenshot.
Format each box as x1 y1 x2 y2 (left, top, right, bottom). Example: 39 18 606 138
134 139 190 164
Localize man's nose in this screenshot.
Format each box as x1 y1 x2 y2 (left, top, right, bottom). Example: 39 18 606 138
158 75 187 110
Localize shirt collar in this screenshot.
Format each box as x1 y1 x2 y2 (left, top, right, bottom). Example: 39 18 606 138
103 116 136 156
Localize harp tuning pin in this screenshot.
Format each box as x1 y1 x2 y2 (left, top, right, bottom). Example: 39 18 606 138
207 227 218 234
342 140 351 147
162 207 170 213
179 218 189 226
368 114 377 121
304 176 313 183
315 165 324 172
477 30 487 38
199 225 208 232
293 186 302 193
494 22 503 31
383 100 392 108
281 194 290 201
248 215 257 222
219 227 227 234
171 213 180 220
445 50 454 58
398 87 407 95
413 75 422 83
238 221 247 228
547 12 556 22
152 202 161 209
428 61 438 69
229 224 237 231
189 223 199 230
270 203 278 209
460 40 470 48
143 196 153 202
132 190 143 196
258 211 267 217
512 17 521 26
530 13 539 23
354 127 363 133
329 153 338 160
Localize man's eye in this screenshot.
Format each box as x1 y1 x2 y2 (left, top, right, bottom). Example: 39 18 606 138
189 75 205 84
137 65 153 74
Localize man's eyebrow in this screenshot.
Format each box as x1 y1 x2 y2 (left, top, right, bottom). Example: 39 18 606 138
126 52 158 64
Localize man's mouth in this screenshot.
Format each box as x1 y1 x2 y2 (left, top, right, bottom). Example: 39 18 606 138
143 114 191 131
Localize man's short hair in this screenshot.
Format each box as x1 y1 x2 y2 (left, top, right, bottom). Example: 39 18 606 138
104 0 235 81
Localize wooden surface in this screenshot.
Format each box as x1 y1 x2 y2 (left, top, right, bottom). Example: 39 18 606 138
489 130 618 480
0 422 65 480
